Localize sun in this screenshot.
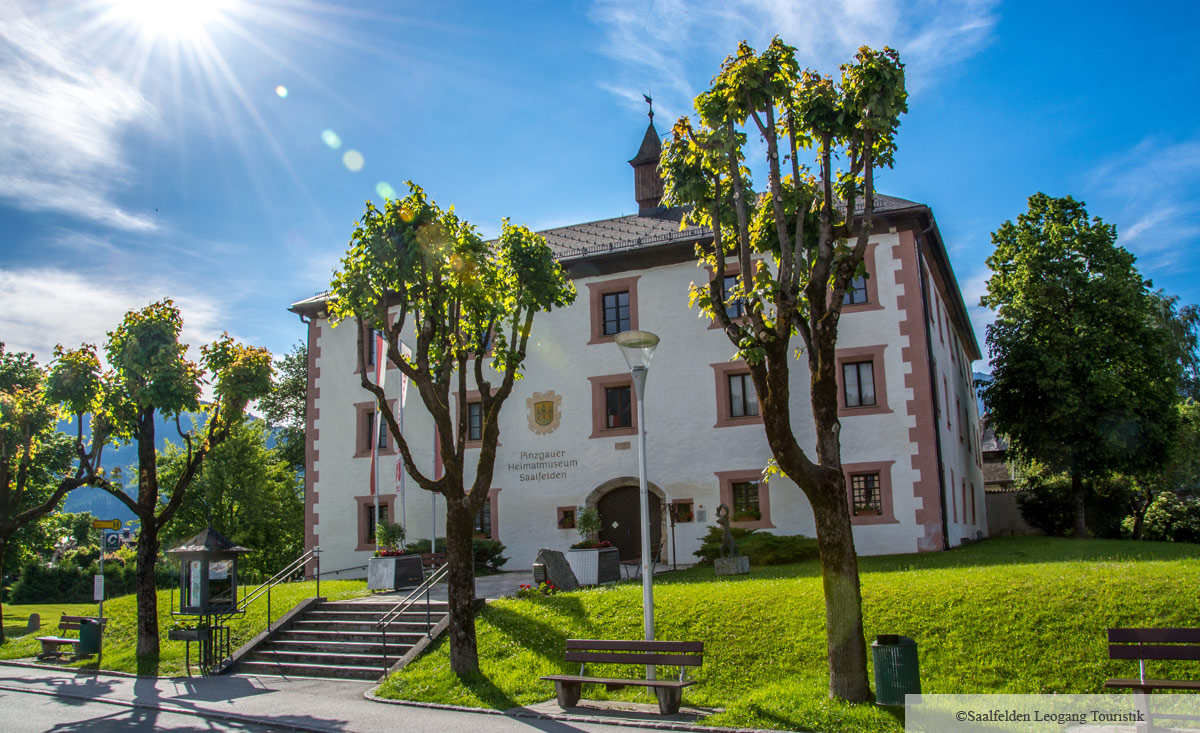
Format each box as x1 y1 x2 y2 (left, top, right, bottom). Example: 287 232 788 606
110 0 235 38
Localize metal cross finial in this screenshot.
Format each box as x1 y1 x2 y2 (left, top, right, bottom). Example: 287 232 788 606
643 94 653 123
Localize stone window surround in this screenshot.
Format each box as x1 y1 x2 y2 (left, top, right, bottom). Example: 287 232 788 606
716 469 774 530
835 345 892 417
843 460 899 526
710 360 764 428
588 372 637 438
586 276 641 345
355 493 396 551
353 399 397 458
840 242 885 313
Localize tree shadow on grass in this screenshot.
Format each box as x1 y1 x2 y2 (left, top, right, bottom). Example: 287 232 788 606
454 669 519 709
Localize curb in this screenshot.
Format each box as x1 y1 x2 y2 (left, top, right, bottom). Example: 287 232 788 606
363 688 776 733
0 659 156 679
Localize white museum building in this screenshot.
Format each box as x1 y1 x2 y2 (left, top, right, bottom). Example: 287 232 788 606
289 122 986 577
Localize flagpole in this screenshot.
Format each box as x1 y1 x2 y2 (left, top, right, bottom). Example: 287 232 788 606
371 331 386 540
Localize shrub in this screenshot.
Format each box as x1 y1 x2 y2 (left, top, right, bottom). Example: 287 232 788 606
1015 469 1131 538
404 537 508 574
693 526 818 566
1127 492 1200 543
9 558 178 604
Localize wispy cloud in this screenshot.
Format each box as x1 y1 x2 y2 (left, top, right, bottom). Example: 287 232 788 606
0 1 155 231
0 267 226 367
589 0 999 116
1084 137 1200 272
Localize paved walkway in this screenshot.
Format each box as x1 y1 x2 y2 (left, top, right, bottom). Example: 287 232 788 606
0 663 735 732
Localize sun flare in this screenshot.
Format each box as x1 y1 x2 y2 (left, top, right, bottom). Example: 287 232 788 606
111 0 235 38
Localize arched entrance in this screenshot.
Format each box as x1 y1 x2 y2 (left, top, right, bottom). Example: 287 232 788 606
597 485 662 562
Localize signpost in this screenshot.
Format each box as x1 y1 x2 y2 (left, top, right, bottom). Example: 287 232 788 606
91 518 120 662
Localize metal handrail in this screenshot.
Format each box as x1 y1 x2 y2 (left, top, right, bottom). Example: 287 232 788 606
216 546 321 630
377 564 449 671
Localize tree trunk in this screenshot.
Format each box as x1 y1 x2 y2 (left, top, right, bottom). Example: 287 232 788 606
812 473 871 701
1070 468 1088 539
444 500 478 675
135 524 160 658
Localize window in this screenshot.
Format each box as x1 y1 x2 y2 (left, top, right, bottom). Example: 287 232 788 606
717 469 773 528
557 506 576 530
843 362 875 407
586 276 640 345
843 461 897 525
602 291 630 335
355 494 396 550
839 243 882 312
850 473 882 516
732 481 761 521
671 500 694 523
588 373 637 437
467 402 483 442
836 346 890 417
353 400 395 458
365 328 378 367
711 361 764 427
843 274 868 305
605 386 632 429
722 275 747 318
728 373 759 418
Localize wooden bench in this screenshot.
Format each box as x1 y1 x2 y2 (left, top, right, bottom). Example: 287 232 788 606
541 639 703 715
421 552 447 572
35 615 107 660
1106 627 1200 692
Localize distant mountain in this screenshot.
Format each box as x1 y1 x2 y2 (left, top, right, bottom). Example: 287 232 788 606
58 411 272 524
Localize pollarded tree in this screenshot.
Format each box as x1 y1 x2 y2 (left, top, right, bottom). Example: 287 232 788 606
981 194 1180 538
48 301 273 659
660 39 906 702
329 183 575 675
0 345 104 643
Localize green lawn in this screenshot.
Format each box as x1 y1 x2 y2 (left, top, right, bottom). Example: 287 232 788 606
376 537 1200 732
0 579 369 676
3 602 98 640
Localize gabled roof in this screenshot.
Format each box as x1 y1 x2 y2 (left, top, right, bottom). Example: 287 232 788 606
167 527 251 555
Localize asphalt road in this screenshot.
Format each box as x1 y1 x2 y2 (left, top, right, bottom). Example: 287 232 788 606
0 664 708 733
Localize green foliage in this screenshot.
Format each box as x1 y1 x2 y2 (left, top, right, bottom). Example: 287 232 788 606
693 525 819 565
1150 291 1200 401
377 537 1200 732
403 536 508 573
10 556 176 604
375 519 406 553
574 507 600 546
982 194 1180 486
1014 465 1133 538
258 341 307 473
514 581 558 598
159 420 303 579
1127 492 1200 543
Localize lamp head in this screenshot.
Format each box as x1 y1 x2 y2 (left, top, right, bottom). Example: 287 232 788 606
614 330 659 371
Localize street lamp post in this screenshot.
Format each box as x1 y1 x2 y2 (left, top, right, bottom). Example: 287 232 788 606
614 329 659 680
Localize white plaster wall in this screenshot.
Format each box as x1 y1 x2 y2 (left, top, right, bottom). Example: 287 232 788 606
309 229 966 571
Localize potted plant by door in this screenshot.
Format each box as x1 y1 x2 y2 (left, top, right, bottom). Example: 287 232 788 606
566 507 620 585
367 520 423 590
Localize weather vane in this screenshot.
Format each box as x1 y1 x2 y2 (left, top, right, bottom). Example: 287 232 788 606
643 93 653 123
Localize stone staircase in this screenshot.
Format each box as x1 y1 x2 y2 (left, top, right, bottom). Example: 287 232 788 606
232 598 449 681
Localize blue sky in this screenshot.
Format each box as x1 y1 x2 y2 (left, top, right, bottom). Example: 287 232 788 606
2 0 1198 376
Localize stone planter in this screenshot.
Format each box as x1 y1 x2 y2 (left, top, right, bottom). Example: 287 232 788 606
367 554 425 590
566 547 620 585
714 555 750 576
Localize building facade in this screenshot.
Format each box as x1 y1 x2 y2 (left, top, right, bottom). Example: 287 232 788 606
290 123 986 576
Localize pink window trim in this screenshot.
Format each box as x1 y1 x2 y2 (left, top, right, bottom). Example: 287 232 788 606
586 276 641 345
355 493 396 551
711 361 765 428
716 469 774 530
587 372 637 438
353 399 397 459
835 345 892 417
843 460 899 526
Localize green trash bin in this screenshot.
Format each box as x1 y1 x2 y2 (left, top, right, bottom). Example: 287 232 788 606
872 634 919 705
77 618 102 656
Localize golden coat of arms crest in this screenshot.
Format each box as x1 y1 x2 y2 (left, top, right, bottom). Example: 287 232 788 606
526 391 562 435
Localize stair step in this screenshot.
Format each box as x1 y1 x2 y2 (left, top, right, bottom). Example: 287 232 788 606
251 649 396 667
291 619 443 633
235 659 382 681
274 629 428 644
262 640 411 655
317 601 449 612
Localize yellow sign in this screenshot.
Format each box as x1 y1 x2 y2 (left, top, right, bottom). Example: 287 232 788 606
92 519 121 531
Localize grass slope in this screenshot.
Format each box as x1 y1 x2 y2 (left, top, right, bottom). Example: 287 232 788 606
0 580 368 676
377 537 1200 732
